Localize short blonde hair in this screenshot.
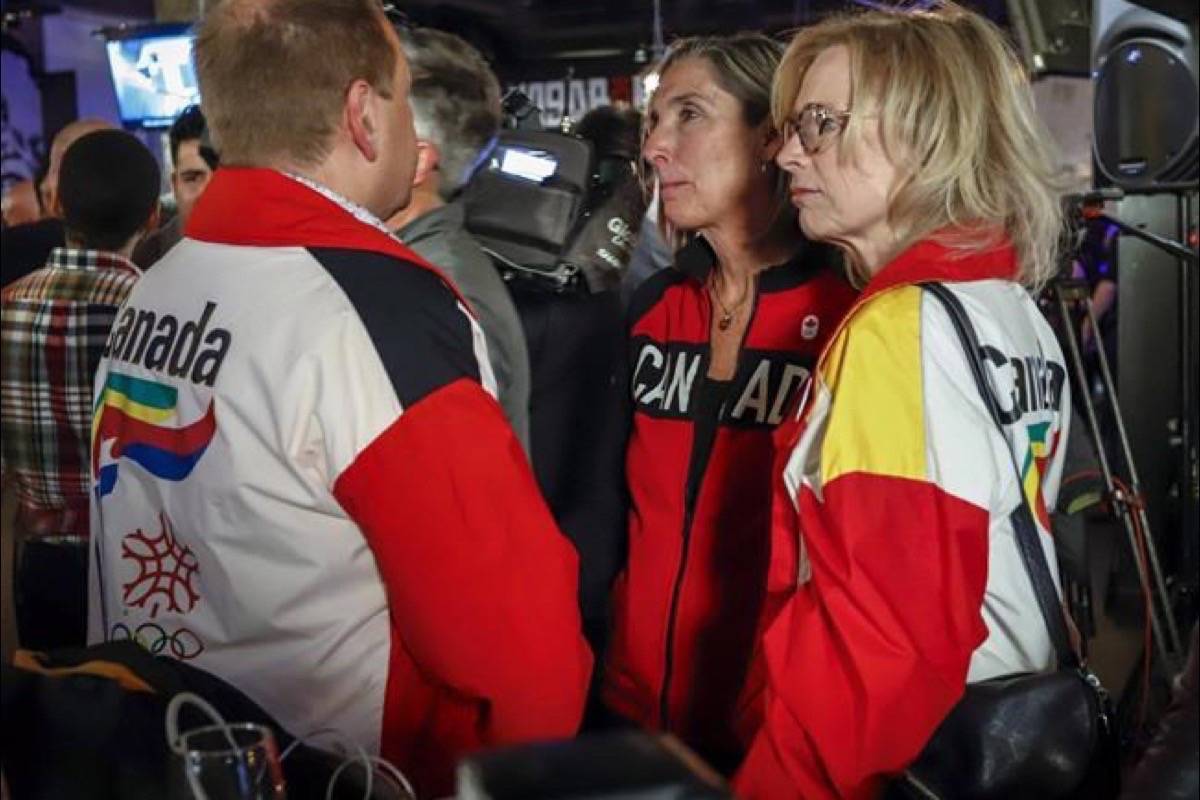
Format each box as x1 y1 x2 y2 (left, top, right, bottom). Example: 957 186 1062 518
773 2 1066 288
194 0 396 168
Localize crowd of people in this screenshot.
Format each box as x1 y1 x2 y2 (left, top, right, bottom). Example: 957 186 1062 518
2 0 1192 798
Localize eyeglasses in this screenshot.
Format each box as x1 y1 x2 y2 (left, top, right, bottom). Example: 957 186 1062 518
781 103 852 156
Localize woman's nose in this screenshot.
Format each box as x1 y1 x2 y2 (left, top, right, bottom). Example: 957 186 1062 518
642 125 671 167
776 129 811 174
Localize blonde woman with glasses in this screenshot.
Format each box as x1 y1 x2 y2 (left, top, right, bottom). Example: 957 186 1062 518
736 3 1074 797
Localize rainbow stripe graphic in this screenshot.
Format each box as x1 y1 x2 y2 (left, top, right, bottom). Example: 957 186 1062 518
1021 421 1055 530
92 372 216 498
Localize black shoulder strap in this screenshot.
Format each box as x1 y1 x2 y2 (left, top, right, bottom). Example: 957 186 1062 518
921 282 1078 670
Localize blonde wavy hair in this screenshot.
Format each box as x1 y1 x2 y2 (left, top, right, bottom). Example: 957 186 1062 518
772 1 1066 288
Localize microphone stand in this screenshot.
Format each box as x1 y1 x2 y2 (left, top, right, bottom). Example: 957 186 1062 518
1058 190 1199 674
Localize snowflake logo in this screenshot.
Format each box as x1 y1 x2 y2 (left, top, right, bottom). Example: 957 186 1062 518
121 512 200 618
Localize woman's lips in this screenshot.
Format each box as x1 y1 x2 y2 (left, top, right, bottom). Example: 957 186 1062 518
660 181 690 199
790 187 819 204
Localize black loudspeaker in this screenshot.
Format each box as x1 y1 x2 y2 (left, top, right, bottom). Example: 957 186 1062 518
1007 0 1092 75
1092 0 1199 189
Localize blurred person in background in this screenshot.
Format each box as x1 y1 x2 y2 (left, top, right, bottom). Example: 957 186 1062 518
2 118 114 287
1 130 159 651
737 4 1073 796
384 26 531 454
1 179 42 229
134 104 218 268
602 33 856 771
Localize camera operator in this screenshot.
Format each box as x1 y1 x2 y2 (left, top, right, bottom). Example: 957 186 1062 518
384 26 532 453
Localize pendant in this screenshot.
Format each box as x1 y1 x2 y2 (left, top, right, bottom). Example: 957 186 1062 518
718 312 733 331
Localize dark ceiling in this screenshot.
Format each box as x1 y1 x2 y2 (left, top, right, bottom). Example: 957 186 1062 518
3 0 1013 77
403 0 1011 73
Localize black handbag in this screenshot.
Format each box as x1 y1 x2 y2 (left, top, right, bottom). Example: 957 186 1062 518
889 283 1119 800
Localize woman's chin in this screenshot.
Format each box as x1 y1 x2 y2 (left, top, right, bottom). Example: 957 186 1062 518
798 215 830 243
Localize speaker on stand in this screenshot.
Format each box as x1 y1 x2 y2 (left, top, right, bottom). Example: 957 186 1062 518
1091 0 1199 670
1092 1 1198 189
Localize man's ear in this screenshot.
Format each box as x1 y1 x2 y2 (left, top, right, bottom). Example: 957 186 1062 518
346 79 379 162
412 140 439 188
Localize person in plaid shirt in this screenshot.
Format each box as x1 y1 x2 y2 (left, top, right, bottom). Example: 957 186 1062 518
1 129 161 650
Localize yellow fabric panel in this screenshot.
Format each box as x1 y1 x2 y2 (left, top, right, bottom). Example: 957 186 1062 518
819 286 928 486
91 387 175 449
13 649 155 693
99 387 174 424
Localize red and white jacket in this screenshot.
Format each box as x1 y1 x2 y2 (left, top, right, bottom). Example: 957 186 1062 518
735 237 1071 799
87 168 591 796
604 242 856 764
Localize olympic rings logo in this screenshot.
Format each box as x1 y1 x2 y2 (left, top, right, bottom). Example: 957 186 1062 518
111 621 206 660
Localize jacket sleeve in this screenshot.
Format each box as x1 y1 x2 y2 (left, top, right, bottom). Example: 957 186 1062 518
310 248 591 750
735 286 994 799
333 377 592 741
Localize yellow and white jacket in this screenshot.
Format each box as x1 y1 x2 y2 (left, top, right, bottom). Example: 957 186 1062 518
736 237 1071 800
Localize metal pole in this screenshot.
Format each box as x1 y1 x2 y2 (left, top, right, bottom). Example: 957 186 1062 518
1082 292 1184 656
1056 285 1178 673
1185 192 1200 591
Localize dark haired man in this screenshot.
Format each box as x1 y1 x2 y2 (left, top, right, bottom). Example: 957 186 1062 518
1 129 159 650
134 105 218 267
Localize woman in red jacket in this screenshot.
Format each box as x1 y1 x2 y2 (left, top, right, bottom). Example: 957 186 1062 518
602 33 856 770
736 4 1074 797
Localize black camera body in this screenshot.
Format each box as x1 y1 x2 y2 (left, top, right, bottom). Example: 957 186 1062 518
461 90 647 293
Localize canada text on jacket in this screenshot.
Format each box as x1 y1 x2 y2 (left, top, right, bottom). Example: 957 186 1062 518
104 301 231 387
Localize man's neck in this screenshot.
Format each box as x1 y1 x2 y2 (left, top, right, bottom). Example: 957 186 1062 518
385 185 443 232
282 157 378 219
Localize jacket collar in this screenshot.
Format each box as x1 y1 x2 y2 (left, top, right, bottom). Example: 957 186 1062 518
45 247 140 277
860 234 1018 302
674 234 837 293
185 167 446 277
811 234 1021 379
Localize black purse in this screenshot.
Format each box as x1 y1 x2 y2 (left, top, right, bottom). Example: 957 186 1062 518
889 284 1120 800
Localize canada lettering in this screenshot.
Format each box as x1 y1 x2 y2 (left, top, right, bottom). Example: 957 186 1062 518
632 339 811 427
980 345 1066 424
105 300 231 387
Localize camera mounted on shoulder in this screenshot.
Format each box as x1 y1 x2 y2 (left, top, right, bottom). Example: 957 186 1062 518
461 89 648 294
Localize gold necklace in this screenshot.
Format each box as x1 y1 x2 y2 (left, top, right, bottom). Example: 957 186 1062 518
709 273 751 331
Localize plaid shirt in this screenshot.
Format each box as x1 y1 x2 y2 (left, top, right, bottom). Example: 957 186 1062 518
1 247 141 537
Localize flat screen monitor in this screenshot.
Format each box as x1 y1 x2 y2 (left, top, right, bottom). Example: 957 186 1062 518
105 27 199 129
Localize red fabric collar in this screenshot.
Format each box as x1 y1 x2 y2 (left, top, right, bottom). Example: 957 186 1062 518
185 167 458 295
860 235 1019 302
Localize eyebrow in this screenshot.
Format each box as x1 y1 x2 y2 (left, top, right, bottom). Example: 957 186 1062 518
794 96 847 111
648 89 714 120
665 90 714 108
